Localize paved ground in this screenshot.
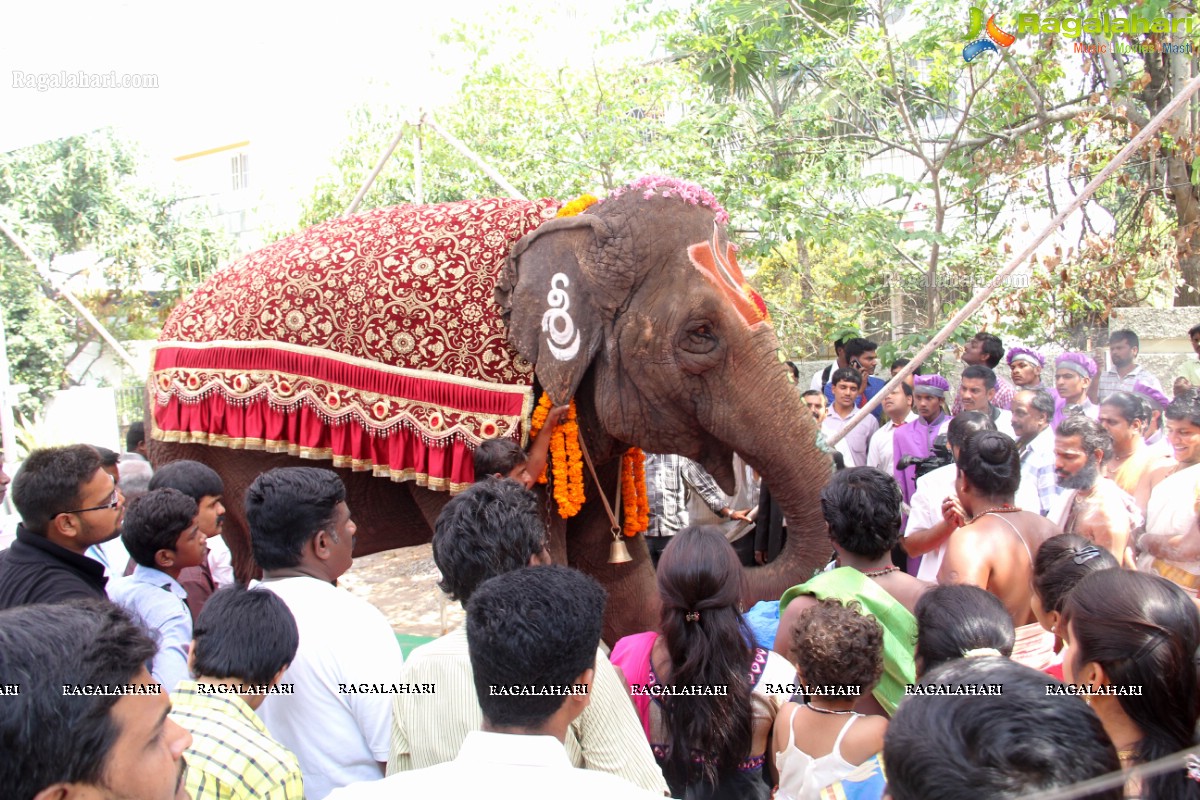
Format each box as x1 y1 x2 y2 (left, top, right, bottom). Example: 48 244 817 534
338 544 464 638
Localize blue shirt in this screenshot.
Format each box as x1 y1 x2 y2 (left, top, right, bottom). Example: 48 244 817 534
824 375 886 421
107 564 192 691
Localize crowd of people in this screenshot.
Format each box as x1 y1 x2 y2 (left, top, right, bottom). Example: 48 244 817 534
1 323 1200 799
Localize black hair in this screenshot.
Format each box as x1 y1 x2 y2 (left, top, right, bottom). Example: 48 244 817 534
1165 390 1200 428
192 586 299 686
891 357 921 376
1109 329 1139 349
785 361 800 382
960 364 997 391
957 430 1021 497
1032 533 1119 617
800 389 825 402
1100 390 1149 425
830 367 862 388
125 421 146 454
819 467 902 560
843 338 878 361
1056 414 1113 461
1190 323 1200 339
914 585 1014 676
149 460 224 503
885 656 1120 800
894 381 914 398
245 467 346 571
473 438 527 480
433 477 546 607
1063 570 1200 800
121 488 199 568
11 444 104 535
972 332 1005 368
945 411 996 450
0 601 160 800
656 526 754 792
467 565 604 727
93 446 120 468
1026 389 1056 421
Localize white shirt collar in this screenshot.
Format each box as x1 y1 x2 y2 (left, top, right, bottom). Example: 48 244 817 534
130 563 187 599
455 730 573 770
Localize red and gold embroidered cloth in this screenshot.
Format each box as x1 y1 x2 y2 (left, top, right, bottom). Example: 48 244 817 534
152 197 559 491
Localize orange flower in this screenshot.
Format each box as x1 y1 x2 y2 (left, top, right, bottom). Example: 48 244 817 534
621 447 649 536
531 393 585 518
529 394 553 484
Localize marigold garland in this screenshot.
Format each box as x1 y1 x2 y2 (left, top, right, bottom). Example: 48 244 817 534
556 193 598 218
529 392 585 518
621 447 650 537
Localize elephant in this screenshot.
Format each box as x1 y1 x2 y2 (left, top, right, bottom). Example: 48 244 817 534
148 176 832 643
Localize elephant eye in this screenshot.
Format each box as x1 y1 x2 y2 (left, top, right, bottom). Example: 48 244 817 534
682 322 718 355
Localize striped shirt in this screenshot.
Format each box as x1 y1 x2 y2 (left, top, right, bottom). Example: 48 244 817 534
1096 363 1161 402
171 681 304 800
387 627 669 795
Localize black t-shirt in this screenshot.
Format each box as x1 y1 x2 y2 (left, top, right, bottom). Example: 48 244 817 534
0 525 107 611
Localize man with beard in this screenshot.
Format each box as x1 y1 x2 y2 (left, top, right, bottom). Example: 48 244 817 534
1092 329 1162 403
867 382 917 474
0 601 193 800
957 365 1016 439
893 374 951 506
1134 392 1200 596
1048 416 1140 566
0 444 126 609
1011 390 1060 516
1006 346 1053 394
1099 391 1170 496
1133 380 1174 460
1052 352 1099 429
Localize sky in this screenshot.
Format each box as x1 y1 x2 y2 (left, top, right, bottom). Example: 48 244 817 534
2 0 652 197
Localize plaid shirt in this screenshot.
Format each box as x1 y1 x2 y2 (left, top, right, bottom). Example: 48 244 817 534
1018 425 1061 516
171 680 304 800
1097 363 1161 403
644 454 728 538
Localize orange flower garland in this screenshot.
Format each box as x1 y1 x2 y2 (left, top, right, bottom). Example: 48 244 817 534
529 392 585 518
621 448 650 537
529 394 553 484
556 193 598 218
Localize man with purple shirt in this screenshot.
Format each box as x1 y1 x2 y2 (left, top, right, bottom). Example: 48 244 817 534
1052 352 1100 429
894 374 951 505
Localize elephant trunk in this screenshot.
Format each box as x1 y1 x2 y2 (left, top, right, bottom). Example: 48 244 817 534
707 346 832 606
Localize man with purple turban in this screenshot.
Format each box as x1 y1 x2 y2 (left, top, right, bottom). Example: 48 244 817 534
1133 379 1174 460
1052 352 1099 429
1006 347 1053 394
893 374 951 505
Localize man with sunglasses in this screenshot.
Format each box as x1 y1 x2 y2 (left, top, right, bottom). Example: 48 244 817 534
0 444 125 610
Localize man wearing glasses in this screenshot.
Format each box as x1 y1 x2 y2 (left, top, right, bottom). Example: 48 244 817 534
0 444 125 610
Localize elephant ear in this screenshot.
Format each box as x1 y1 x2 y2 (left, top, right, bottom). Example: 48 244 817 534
498 214 611 405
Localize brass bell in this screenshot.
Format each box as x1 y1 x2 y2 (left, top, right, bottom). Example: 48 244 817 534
608 537 633 564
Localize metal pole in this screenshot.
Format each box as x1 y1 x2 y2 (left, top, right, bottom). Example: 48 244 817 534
829 69 1200 445
0 215 140 372
423 116 527 199
344 124 408 217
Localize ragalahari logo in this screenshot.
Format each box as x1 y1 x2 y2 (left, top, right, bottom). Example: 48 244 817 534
963 7 1016 61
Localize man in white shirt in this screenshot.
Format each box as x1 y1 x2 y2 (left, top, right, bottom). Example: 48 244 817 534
959 365 1016 439
902 413 996 581
822 368 878 468
330 565 663 800
867 382 918 473
387 478 667 794
1011 389 1061 516
247 467 404 799
809 337 851 391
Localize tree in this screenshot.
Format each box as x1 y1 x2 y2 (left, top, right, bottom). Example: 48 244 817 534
0 129 232 417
